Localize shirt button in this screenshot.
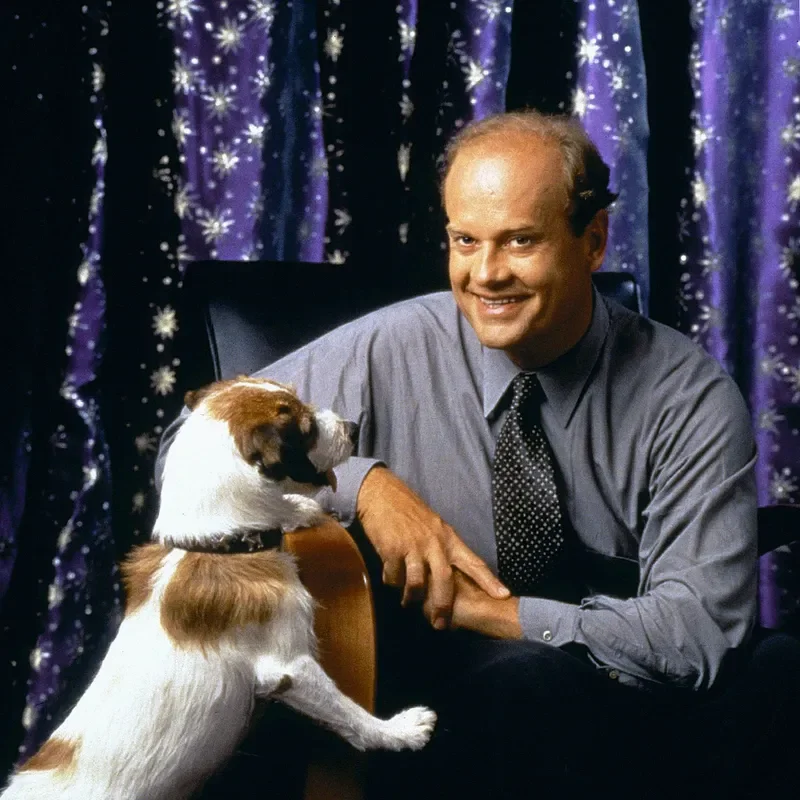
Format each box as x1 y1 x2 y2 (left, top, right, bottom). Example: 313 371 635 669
608 670 620 680
542 630 553 642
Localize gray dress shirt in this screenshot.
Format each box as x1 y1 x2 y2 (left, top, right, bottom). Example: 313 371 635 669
157 289 757 690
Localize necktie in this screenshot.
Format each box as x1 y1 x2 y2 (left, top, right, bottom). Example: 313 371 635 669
492 373 565 595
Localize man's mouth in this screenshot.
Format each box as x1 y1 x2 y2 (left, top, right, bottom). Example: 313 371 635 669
475 294 527 308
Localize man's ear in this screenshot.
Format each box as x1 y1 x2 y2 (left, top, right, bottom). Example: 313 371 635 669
586 209 609 273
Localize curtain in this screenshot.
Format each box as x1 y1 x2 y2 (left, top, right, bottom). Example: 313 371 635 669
2 0 798 772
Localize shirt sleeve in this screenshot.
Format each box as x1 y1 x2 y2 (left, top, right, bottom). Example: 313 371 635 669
520 367 758 691
155 316 384 527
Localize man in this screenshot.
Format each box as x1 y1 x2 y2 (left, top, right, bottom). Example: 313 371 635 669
159 111 799 797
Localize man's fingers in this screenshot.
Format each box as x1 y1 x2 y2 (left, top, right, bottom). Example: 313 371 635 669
425 549 454 630
401 556 427 607
452 548 510 598
382 559 405 588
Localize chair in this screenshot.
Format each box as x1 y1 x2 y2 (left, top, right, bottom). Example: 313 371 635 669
179 261 798 797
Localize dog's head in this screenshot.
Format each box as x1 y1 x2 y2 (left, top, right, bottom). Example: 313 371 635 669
184 377 355 491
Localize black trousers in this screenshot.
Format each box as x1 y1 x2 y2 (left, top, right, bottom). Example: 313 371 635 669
368 625 800 800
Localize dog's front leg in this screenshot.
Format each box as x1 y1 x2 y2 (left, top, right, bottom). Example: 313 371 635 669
254 657 294 698
277 494 326 532
275 655 436 752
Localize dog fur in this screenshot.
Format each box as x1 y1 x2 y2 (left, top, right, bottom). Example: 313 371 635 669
1 377 436 800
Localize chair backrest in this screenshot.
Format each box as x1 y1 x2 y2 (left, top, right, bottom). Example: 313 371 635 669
179 261 643 386
178 260 796 567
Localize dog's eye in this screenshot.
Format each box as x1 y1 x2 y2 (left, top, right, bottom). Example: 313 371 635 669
276 403 291 416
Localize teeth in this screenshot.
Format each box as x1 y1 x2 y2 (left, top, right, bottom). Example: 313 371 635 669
482 297 519 305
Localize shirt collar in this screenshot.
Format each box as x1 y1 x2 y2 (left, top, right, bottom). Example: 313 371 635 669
482 287 610 428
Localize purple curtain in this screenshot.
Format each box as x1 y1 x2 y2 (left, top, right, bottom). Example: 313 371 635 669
2 0 799 774
675 0 800 628
1 3 122 766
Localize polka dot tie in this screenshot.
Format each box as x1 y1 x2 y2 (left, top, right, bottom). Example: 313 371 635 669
492 373 565 596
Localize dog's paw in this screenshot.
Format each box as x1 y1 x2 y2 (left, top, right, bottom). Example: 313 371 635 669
281 495 326 531
381 706 437 751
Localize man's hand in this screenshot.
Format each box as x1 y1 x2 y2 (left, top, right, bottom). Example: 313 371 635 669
356 467 509 630
451 569 522 639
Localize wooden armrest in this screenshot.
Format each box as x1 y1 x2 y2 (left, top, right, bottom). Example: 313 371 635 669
282 517 376 800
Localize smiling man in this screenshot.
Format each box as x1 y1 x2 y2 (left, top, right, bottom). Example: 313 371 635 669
159 111 800 798
445 125 607 370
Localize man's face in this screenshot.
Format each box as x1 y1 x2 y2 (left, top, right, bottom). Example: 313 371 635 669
444 132 607 369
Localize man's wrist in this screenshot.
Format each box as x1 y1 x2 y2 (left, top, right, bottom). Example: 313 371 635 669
486 596 522 639
355 464 389 522
322 458 383 528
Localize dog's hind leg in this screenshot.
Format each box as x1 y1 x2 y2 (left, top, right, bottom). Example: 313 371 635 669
273 655 436 752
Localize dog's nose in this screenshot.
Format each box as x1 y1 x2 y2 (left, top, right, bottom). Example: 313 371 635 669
344 421 359 449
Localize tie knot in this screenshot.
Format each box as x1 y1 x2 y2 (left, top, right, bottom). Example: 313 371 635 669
510 372 540 410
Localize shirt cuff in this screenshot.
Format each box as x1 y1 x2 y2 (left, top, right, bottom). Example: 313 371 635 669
315 457 383 527
519 596 580 648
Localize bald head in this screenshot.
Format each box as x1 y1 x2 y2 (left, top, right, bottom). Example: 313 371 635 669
441 110 617 235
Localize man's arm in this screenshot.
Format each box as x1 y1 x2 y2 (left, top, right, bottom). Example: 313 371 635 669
452 370 758 691
357 467 509 630
156 305 508 628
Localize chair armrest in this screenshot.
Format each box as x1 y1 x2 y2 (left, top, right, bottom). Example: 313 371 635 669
282 517 376 800
282 516 376 712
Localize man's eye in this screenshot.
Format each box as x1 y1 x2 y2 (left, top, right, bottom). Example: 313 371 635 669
456 235 475 246
510 236 532 247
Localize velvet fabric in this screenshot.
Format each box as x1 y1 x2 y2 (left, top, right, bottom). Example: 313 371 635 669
1 0 798 779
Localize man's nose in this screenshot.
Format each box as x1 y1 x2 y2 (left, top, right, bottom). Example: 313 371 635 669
473 246 508 284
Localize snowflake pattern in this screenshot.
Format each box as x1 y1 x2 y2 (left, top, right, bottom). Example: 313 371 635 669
171 110 193 145
202 83 237 120
324 29 344 62
150 366 177 396
788 174 800 209
250 67 272 98
248 0 276 32
172 55 203 95
398 21 416 53
769 469 799 503
477 1 503 23
196 207 234 244
213 18 246 54
399 93 414 119
152 306 179 338
243 118 267 148
134 433 159 454
463 58 489 91
576 1 649 303
577 36 602 67
211 144 240 176
166 0 201 26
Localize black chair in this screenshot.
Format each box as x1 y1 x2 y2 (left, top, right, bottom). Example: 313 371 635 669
180 261 643 383
179 260 798 797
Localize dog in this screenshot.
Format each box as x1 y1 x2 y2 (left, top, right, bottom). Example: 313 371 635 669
2 377 437 800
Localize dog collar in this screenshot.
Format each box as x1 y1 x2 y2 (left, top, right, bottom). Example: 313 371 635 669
180 528 284 554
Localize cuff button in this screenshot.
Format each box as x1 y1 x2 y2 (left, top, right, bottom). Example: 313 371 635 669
542 630 553 642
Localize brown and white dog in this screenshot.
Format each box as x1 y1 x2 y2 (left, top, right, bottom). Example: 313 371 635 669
2 378 436 800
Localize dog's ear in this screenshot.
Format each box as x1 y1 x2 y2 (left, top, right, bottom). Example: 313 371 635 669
236 423 285 478
184 384 216 410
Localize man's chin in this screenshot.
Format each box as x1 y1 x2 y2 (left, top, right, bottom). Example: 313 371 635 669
472 324 527 354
